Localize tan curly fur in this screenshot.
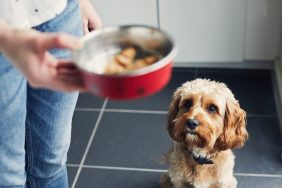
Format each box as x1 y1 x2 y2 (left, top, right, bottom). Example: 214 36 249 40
161 79 248 188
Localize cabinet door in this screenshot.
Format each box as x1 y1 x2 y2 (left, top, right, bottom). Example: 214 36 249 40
159 0 245 63
91 0 158 27
245 0 282 60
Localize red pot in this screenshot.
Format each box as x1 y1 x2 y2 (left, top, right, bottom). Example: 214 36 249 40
72 25 177 100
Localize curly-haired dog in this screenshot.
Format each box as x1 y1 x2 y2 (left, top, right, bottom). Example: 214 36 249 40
161 79 248 188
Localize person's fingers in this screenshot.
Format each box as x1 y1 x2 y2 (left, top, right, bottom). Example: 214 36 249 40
57 68 81 76
56 60 78 70
88 16 102 31
88 19 95 32
44 52 58 67
83 19 90 35
89 8 102 29
55 61 86 91
31 70 86 92
40 33 83 50
55 74 86 92
88 24 94 32
56 61 81 76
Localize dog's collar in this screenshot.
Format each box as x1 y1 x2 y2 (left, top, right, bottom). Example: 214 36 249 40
191 153 214 165
179 144 217 165
181 145 216 165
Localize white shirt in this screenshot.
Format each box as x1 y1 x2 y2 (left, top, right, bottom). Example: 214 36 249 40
0 0 67 28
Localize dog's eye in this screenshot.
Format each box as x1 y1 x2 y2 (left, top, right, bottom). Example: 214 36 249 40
184 100 193 110
208 104 217 113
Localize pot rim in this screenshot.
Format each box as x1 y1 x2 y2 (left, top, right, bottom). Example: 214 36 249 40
72 24 178 78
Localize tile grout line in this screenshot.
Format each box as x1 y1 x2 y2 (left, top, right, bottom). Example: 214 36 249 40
105 109 167 114
82 165 166 173
234 172 282 178
66 164 282 178
75 108 101 112
156 0 160 29
67 164 79 167
71 99 108 188
76 108 167 114
75 108 277 118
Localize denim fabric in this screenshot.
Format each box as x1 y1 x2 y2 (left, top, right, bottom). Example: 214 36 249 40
0 0 83 187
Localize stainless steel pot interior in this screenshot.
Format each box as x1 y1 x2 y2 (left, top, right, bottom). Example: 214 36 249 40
72 25 177 76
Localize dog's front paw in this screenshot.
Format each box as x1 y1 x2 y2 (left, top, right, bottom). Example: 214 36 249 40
160 173 173 188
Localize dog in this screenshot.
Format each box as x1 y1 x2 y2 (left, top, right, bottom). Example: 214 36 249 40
161 79 248 188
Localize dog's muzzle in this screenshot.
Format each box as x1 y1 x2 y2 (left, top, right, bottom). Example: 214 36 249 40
186 119 199 130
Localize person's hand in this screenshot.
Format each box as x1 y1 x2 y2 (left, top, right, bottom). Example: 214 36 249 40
78 0 102 35
0 26 85 92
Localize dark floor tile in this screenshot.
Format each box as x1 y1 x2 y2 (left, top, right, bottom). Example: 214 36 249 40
106 68 196 111
76 168 163 188
197 69 277 115
67 166 78 186
85 112 171 169
68 111 100 164
236 176 282 188
76 93 105 108
83 114 282 174
234 117 282 174
75 168 282 188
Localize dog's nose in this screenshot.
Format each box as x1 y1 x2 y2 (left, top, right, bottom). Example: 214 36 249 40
186 119 199 129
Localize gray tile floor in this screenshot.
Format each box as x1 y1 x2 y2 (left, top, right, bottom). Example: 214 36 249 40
68 68 282 188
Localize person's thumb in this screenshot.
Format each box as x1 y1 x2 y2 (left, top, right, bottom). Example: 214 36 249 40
40 33 83 51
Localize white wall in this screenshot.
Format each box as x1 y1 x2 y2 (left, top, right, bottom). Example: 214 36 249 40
245 0 282 60
91 0 158 27
159 0 245 63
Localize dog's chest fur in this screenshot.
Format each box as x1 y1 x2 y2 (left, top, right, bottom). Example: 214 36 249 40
167 144 236 188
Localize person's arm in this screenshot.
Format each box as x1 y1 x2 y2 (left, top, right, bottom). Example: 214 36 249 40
0 20 85 92
0 20 12 51
78 0 102 35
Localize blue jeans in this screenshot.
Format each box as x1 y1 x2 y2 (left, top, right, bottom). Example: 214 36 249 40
0 0 83 187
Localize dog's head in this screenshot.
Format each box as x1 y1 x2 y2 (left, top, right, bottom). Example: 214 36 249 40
167 79 248 153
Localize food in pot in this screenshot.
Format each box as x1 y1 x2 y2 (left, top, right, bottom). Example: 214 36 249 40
104 47 159 75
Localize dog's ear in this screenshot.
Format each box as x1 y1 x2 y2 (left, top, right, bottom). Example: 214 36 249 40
216 97 248 151
167 89 183 142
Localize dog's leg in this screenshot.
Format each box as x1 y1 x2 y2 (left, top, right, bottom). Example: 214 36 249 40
173 182 194 188
160 173 193 188
210 176 237 188
160 173 173 188
226 176 237 188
